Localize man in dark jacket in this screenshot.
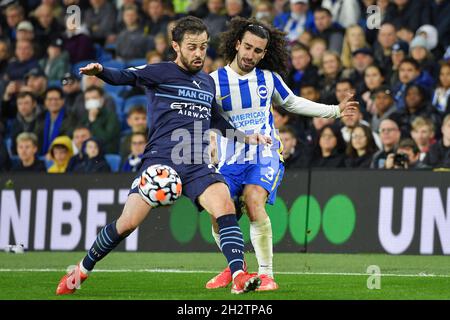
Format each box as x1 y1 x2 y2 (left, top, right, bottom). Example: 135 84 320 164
424 114 450 168
279 125 310 169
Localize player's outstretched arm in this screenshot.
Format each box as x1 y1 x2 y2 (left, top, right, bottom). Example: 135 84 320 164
79 62 139 86
272 72 358 119
79 63 103 76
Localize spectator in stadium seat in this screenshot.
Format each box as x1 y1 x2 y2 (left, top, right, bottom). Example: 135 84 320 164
203 0 227 47
78 78 117 118
84 0 117 45
146 50 163 64
287 43 319 96
71 125 92 156
336 83 382 150
12 132 46 172
81 86 120 154
252 0 275 25
120 105 148 158
63 18 96 65
121 132 146 172
383 0 424 33
388 40 409 87
432 62 450 116
68 138 111 173
410 117 436 162
66 126 93 171
273 0 314 43
4 39 39 81
278 125 310 169
225 0 250 20
116 4 154 61
410 36 439 80
310 7 344 54
39 38 70 82
47 135 73 173
361 65 385 116
4 3 25 42
396 26 415 44
0 40 10 78
31 4 64 57
309 37 327 67
421 0 450 51
116 0 145 31
393 58 435 110
345 124 379 168
309 124 346 168
143 0 172 37
342 48 375 96
370 118 401 169
321 0 360 29
22 67 48 105
373 23 397 75
318 51 343 105
61 73 84 116
35 87 77 155
391 84 442 139
371 86 397 132
385 138 430 170
423 114 450 168
340 24 368 69
10 92 41 155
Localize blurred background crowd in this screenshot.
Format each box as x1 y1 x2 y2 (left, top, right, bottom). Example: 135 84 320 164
0 0 449 173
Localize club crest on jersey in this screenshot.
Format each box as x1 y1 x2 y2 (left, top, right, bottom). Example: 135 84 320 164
257 85 268 99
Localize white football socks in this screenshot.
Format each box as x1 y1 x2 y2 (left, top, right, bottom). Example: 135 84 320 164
250 217 273 278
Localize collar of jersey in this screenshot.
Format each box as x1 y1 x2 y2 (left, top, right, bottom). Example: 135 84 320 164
225 65 256 80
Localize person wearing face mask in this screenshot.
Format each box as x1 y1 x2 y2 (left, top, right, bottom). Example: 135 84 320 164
252 0 275 25
81 86 120 154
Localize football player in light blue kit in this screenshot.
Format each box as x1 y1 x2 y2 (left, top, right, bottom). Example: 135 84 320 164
206 17 359 291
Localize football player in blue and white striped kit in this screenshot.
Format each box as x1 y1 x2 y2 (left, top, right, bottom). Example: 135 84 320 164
206 17 359 291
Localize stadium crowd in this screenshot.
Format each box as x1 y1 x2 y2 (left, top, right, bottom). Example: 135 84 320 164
0 0 449 173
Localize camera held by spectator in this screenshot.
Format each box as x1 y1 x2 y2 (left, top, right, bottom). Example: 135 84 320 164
385 138 430 170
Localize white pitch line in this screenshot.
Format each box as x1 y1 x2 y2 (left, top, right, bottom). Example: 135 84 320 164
0 268 449 278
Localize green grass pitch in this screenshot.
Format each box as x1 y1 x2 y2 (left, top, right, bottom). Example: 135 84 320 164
0 252 449 300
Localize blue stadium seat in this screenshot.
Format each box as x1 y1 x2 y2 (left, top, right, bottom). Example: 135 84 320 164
105 154 121 173
72 60 96 75
5 137 13 157
125 59 147 68
103 60 126 69
123 95 148 115
10 155 20 168
108 93 125 119
38 156 53 169
104 83 126 96
95 43 113 63
48 80 62 88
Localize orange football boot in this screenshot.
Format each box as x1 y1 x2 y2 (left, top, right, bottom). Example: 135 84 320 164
56 263 89 295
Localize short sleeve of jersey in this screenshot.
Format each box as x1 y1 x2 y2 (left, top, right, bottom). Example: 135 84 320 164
271 72 295 105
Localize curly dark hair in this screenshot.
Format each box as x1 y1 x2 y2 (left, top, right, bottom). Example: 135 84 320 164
218 17 289 76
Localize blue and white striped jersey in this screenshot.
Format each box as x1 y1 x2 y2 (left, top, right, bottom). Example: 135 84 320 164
210 65 341 166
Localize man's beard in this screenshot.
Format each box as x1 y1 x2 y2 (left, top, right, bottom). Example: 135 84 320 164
180 52 204 73
237 52 256 73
